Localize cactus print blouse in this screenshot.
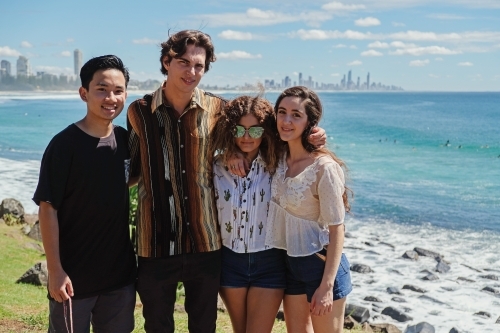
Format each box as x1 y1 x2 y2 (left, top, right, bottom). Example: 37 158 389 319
213 153 272 253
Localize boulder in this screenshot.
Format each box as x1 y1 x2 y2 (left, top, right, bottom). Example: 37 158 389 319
403 284 426 293
418 295 448 306
23 214 38 225
345 232 355 238
364 296 383 302
413 247 442 260
381 306 413 322
345 304 371 323
473 311 491 318
387 287 402 295
217 294 226 312
364 241 375 247
480 274 499 281
388 269 404 275
496 316 500 324
391 297 406 303
457 277 475 283
351 264 374 274
370 323 402 333
404 322 435 333
402 251 419 260
421 273 439 281
436 261 451 273
27 221 42 242
0 198 25 218
344 315 359 329
276 301 285 321
481 286 499 295
362 322 374 332
21 224 31 235
16 261 48 286
449 328 462 333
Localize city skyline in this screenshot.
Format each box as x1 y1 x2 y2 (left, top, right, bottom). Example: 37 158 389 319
1 1 499 91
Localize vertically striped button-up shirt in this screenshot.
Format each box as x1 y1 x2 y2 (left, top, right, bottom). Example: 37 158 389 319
127 83 225 257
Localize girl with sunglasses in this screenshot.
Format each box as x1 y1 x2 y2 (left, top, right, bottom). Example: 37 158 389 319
210 95 286 333
266 86 352 333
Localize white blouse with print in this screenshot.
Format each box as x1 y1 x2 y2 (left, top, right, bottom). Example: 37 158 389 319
265 155 345 257
213 154 272 253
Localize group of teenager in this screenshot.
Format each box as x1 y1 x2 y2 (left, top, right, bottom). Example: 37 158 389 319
33 29 352 333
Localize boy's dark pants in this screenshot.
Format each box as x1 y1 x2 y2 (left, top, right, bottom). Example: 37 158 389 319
48 283 135 333
137 250 221 333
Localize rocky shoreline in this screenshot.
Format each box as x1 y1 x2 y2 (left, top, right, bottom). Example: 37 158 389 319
3 197 499 333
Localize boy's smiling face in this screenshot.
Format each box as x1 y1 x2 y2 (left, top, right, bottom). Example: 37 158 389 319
79 68 127 122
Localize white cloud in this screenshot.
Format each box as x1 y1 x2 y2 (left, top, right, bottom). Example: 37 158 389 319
428 74 440 78
348 60 363 66
350 45 358 49
292 72 299 76
217 50 262 60
132 38 159 45
196 8 332 27
60 51 71 57
409 59 430 66
435 57 444 61
392 22 405 27
0 46 21 57
33 65 73 76
355 17 381 27
20 41 33 48
390 46 461 56
292 29 377 40
458 62 474 66
218 30 255 40
66 38 74 43
322 2 366 11
331 73 340 77
427 13 466 20
390 41 417 48
333 44 347 48
368 41 389 48
361 49 383 56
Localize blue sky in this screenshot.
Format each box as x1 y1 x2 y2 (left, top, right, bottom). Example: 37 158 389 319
1 0 499 91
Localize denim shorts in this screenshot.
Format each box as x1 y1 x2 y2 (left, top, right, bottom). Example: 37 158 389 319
220 246 287 289
285 250 352 303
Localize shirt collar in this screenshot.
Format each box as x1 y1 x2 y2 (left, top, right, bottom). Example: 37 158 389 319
150 81 206 114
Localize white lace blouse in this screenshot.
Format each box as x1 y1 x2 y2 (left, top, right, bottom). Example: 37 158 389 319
265 155 345 257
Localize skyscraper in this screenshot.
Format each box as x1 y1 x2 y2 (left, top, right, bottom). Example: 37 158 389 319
347 70 352 89
1 60 11 76
16 56 30 76
357 76 360 89
367 72 370 90
74 49 83 75
299 72 303 86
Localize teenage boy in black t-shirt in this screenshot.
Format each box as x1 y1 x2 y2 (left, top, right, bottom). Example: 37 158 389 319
33 55 137 332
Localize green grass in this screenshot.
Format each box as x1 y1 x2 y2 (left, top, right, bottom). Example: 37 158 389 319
0 222 363 333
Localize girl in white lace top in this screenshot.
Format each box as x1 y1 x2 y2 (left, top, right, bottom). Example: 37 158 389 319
265 86 352 333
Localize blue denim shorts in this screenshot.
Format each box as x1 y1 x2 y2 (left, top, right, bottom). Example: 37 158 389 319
285 250 352 303
220 246 287 289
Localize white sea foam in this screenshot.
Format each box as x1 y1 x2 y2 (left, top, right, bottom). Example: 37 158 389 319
0 157 40 214
345 217 500 332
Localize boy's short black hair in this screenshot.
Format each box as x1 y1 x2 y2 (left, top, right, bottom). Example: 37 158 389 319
80 55 130 90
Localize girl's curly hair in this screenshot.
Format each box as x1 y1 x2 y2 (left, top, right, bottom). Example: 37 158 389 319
210 95 281 174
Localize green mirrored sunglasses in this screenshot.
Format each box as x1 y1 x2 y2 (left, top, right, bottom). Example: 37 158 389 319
233 125 265 138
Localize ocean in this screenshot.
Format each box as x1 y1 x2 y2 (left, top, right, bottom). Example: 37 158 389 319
0 90 499 331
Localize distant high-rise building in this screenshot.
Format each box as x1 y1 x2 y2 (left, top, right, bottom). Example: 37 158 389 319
284 76 291 88
341 75 346 88
1 60 11 76
347 70 352 89
357 76 360 89
74 49 83 75
367 72 370 90
16 56 30 77
299 72 303 86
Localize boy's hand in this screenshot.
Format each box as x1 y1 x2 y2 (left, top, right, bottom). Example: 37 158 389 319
308 126 327 148
48 268 74 302
227 152 248 177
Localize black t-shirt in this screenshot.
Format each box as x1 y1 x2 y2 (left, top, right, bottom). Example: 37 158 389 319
33 124 137 299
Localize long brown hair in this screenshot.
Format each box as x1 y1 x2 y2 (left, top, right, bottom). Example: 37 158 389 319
211 95 281 174
274 86 352 212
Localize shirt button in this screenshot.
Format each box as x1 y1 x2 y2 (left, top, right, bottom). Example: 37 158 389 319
182 170 185 173
240 238 243 241
187 222 190 225
184 196 188 200
247 178 250 181
243 200 246 203
178 120 181 123
241 225 244 228
180 144 184 148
